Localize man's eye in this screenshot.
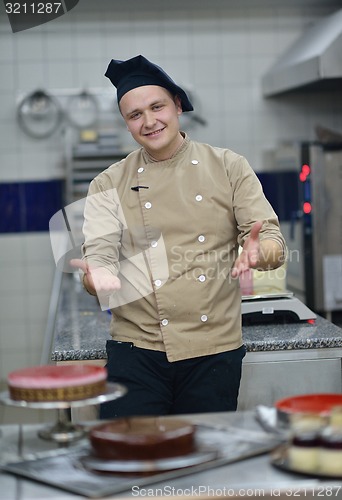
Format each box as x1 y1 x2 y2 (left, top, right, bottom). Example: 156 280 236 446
130 113 140 119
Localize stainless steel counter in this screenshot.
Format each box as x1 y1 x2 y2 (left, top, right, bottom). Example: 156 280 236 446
1 411 341 499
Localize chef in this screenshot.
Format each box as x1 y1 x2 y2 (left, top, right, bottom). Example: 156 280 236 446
71 55 286 419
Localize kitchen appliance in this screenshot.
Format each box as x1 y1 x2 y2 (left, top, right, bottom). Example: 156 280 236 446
262 8 342 96
259 142 342 316
241 292 316 324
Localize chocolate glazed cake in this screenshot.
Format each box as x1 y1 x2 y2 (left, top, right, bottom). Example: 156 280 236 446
89 416 196 460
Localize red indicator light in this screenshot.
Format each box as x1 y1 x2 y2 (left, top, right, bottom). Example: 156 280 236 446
302 164 311 176
303 202 312 214
307 319 316 324
299 172 307 182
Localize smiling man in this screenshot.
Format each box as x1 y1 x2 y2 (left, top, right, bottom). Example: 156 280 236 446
72 55 286 419
120 85 183 161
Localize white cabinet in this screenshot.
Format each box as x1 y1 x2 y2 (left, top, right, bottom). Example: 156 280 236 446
238 349 342 410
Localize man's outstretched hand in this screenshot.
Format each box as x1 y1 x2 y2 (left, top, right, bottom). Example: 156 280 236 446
70 258 121 295
231 221 263 278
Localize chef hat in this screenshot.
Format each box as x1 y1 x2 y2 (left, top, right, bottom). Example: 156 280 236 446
105 55 193 112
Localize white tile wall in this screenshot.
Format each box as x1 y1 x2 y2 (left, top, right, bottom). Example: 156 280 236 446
1 1 342 423
0 234 55 423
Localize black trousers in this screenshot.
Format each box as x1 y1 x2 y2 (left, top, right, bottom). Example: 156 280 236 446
99 341 246 419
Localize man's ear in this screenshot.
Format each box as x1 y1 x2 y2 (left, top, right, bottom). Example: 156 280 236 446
174 95 183 115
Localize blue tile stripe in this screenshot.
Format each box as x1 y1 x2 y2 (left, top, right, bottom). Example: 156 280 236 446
0 180 64 233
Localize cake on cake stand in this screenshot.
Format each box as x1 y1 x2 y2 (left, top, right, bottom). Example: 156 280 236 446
0 382 126 443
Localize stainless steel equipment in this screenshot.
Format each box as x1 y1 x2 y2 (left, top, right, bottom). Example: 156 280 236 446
262 9 342 96
241 292 317 323
270 142 342 315
17 89 63 138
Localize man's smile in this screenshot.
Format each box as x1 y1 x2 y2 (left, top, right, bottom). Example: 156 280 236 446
144 127 165 137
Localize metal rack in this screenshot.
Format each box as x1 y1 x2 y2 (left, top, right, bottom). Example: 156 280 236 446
64 128 131 205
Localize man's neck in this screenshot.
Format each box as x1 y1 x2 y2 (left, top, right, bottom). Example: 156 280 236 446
145 133 184 162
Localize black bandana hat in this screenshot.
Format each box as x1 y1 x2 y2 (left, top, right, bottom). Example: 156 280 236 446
105 55 193 112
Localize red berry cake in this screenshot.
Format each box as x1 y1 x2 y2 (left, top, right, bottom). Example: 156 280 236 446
7 364 107 402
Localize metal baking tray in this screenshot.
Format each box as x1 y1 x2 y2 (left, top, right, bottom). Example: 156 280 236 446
0 425 279 498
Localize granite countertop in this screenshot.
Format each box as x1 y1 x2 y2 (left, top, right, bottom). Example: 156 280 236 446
51 274 342 362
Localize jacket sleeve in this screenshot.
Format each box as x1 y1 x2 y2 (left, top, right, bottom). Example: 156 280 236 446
227 152 287 257
81 176 125 276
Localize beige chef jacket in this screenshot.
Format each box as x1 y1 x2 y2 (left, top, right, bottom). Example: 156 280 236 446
82 134 286 362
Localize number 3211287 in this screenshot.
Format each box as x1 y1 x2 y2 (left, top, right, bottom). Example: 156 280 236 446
5 3 62 14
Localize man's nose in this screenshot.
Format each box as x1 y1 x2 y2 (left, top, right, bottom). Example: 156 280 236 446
143 111 156 128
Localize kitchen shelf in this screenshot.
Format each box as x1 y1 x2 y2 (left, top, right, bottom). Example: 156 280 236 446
65 140 131 205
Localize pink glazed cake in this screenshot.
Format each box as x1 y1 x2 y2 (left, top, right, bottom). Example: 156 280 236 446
7 364 107 402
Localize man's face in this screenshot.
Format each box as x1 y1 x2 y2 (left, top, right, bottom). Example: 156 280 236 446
119 85 183 160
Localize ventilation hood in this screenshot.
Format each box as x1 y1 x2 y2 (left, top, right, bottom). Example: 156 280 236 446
262 9 342 96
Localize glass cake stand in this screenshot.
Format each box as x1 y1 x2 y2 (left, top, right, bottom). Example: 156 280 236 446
0 383 126 443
